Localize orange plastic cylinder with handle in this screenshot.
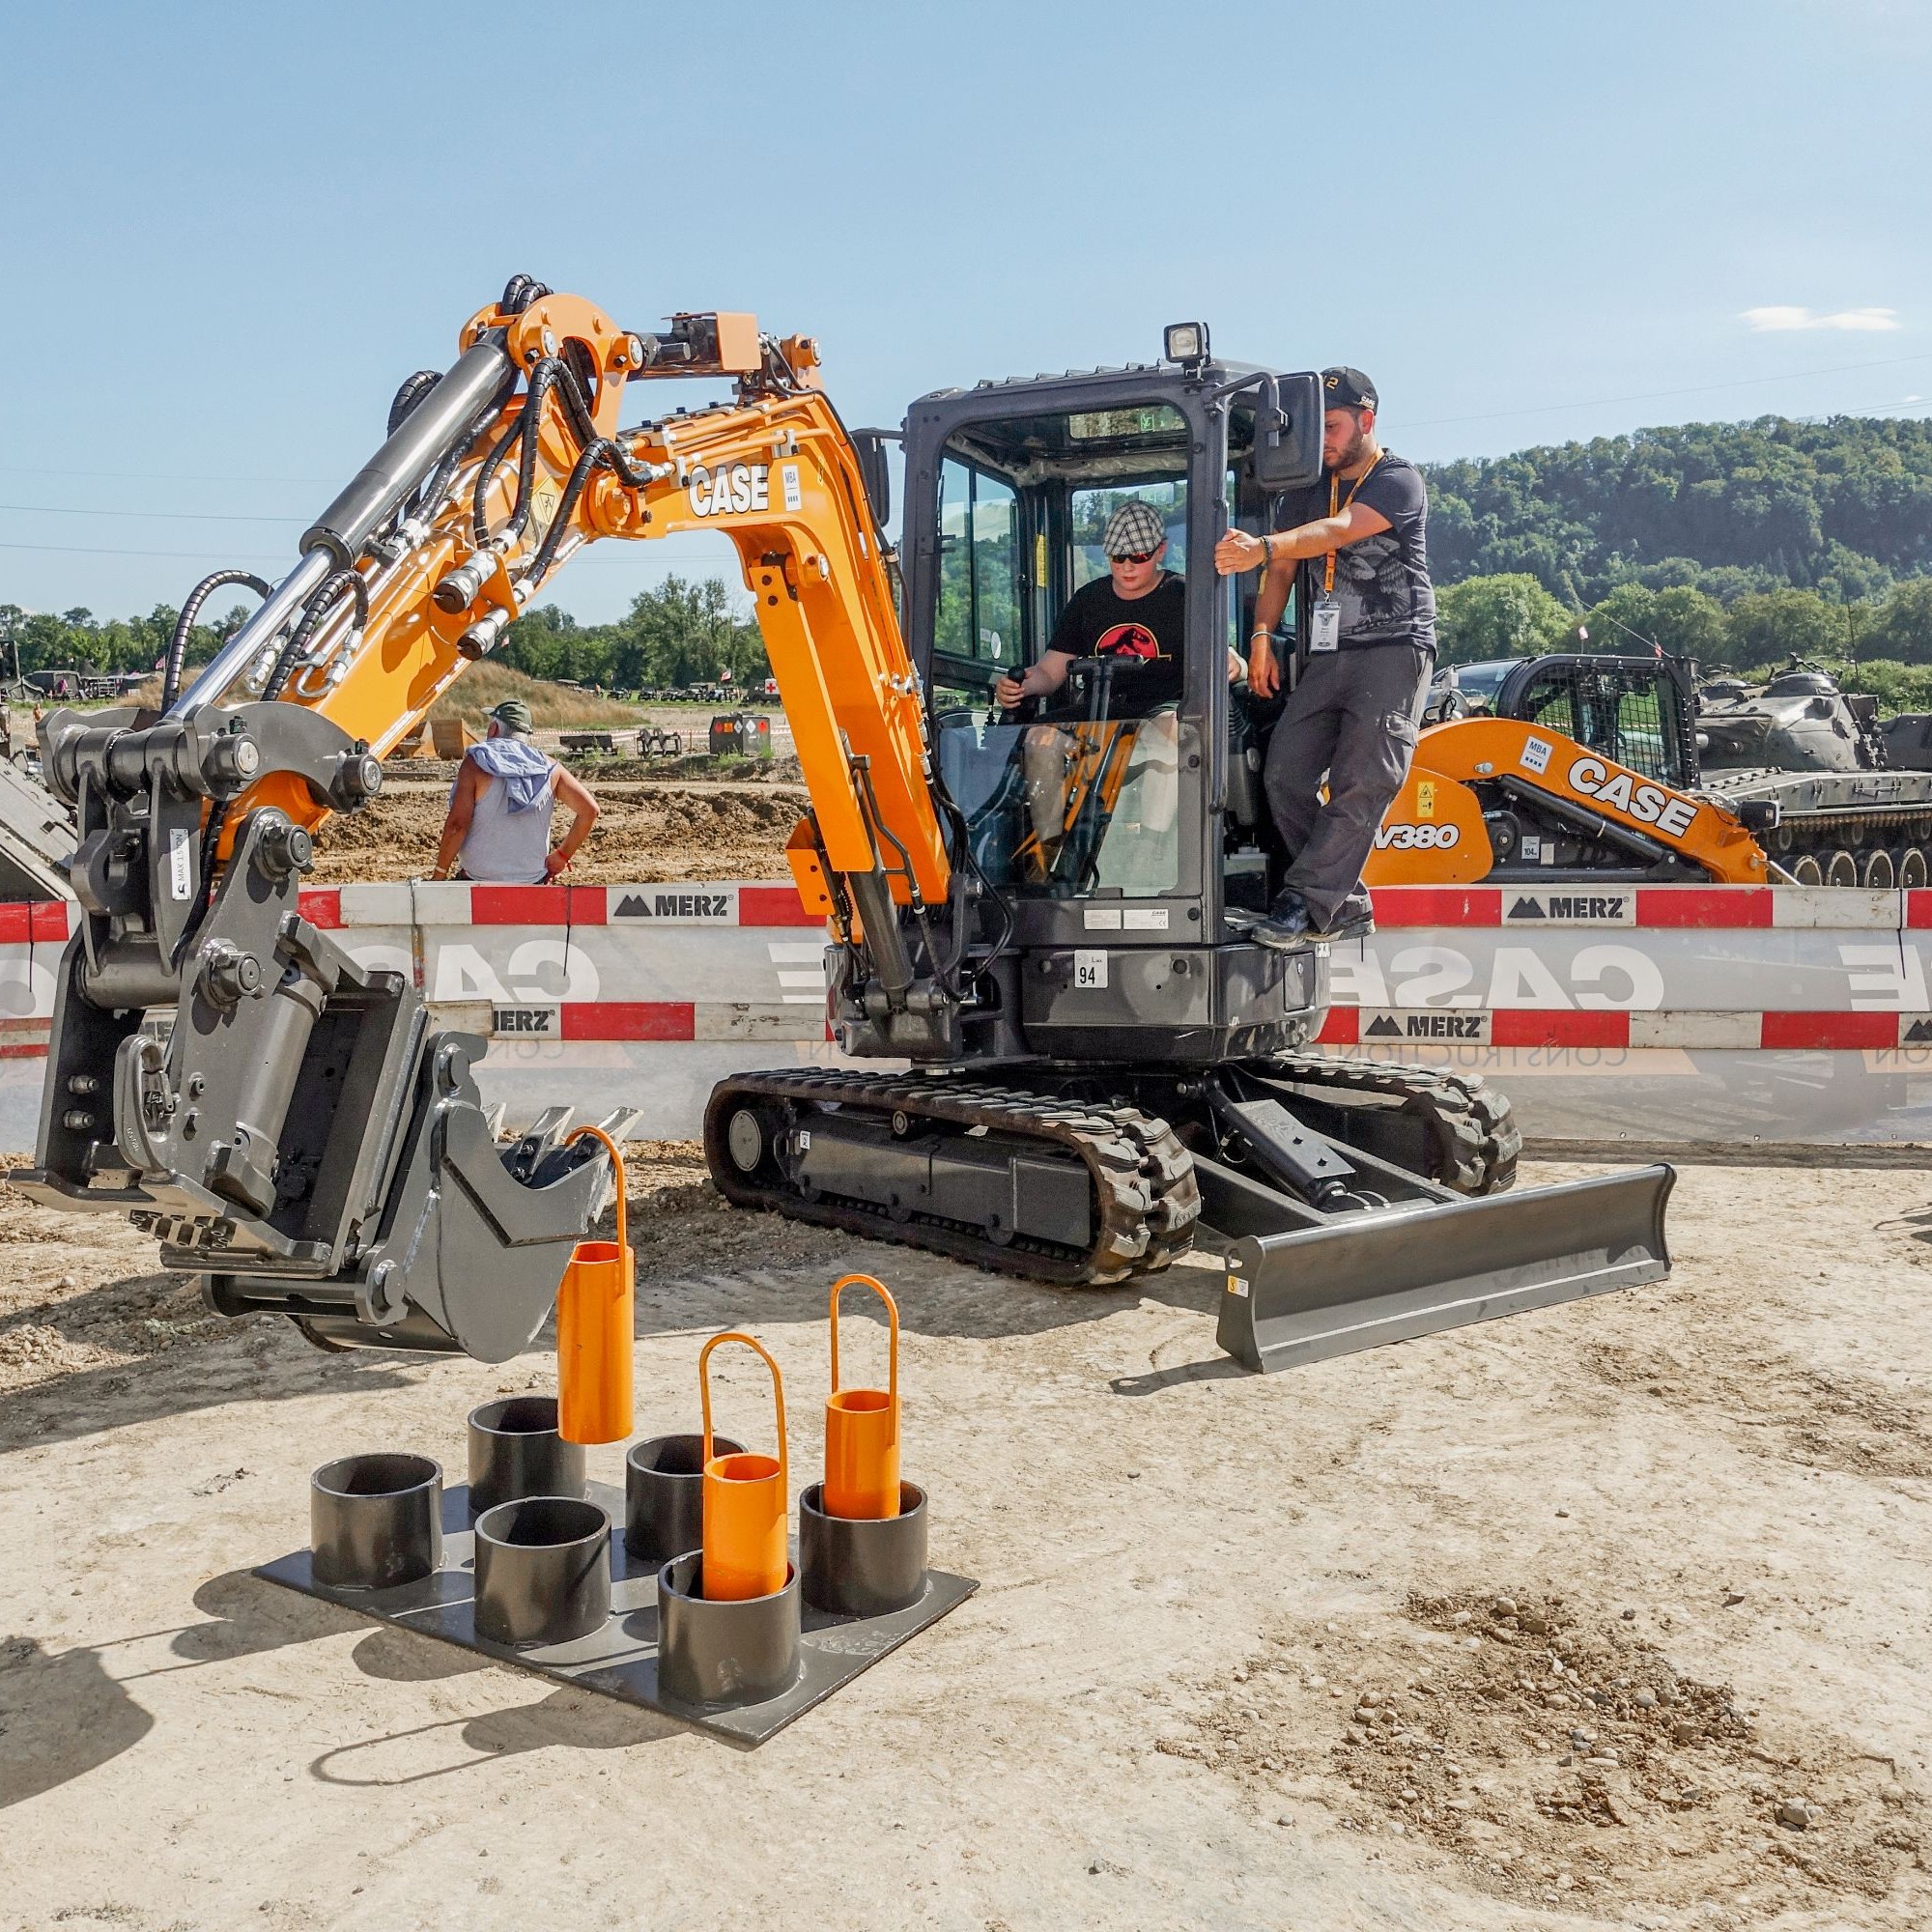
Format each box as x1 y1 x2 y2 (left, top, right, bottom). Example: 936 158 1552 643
556 1126 634 1445
824 1273 900 1520
699 1332 788 1602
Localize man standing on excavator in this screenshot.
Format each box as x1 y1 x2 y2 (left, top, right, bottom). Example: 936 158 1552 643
1214 367 1436 947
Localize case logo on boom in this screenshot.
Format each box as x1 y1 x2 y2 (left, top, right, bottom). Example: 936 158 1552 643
688 462 770 518
1564 756 1699 838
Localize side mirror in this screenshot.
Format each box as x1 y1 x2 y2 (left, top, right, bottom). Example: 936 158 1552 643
1253 372 1322 492
851 431 895 527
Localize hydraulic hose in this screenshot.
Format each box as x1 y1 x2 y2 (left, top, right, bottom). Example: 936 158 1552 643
162 570 270 712
262 568 368 703
524 439 611 585
470 355 649 560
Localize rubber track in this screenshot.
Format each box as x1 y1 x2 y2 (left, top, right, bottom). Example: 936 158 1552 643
1257 1050 1522 1196
705 1070 1201 1287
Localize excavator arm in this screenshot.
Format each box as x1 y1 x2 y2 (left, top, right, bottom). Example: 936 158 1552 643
14 278 960 1356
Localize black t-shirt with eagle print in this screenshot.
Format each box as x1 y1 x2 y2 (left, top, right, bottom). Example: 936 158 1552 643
1045 570 1186 713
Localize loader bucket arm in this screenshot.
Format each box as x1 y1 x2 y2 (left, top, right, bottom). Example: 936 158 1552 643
1363 717 1770 886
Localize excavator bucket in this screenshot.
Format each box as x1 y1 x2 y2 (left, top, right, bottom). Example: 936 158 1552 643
1213 1164 1674 1373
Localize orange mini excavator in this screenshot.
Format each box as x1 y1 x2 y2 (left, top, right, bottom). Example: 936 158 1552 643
13 280 1670 1373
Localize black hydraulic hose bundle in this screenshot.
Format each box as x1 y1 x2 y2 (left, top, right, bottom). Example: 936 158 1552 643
523 424 661 588
162 570 272 712
262 568 369 703
471 359 560 548
471 355 654 572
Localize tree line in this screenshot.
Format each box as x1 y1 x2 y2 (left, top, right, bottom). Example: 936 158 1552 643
0 576 771 693
1435 574 1932 710
1422 413 1932 607
9 412 1932 703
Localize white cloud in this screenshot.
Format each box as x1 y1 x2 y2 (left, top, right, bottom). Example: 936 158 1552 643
1743 305 1901 332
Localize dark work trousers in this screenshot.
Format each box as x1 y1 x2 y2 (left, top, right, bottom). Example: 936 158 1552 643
1262 642 1433 930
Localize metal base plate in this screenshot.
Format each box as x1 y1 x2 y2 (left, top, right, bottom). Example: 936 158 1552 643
255 1480 977 1747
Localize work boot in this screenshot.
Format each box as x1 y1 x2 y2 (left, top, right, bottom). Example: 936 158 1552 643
1319 895 1377 944
1249 887 1317 952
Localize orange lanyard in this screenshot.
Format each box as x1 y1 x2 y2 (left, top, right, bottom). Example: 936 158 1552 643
1321 454 1382 596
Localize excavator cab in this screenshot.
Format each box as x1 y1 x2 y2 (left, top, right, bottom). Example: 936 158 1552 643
1492 653 1699 790
881 356 1321 1066
710 347 1672 1371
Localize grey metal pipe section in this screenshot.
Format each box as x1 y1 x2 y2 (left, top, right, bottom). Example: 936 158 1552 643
171 330 517 719
170 550 334 717
300 331 515 565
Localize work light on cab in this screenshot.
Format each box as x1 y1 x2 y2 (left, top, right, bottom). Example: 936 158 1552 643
1163 322 1208 367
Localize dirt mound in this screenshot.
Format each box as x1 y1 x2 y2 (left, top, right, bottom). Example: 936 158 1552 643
1167 1586 1923 1921
427 662 639 731
305 782 802 884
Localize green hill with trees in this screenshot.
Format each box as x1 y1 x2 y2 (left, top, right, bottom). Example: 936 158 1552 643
9 413 1932 706
1420 414 1932 705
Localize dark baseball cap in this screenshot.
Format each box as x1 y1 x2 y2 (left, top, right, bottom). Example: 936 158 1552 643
1321 366 1378 413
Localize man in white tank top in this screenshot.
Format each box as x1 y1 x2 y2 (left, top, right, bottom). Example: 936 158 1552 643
429 699 601 884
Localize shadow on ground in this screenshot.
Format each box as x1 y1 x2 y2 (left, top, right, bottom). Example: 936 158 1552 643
0 1279 414 1458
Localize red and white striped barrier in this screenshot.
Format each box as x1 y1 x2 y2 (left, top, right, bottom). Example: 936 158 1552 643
1318 1007 1932 1052
1363 883 1932 931
2 884 1929 1144
304 882 822 930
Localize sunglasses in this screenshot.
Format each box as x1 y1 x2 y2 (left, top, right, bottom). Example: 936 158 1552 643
1110 549 1158 566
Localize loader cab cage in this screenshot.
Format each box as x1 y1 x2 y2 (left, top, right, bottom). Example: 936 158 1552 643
1495 653 1698 791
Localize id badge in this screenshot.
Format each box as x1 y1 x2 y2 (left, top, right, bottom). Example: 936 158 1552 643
1310 599 1342 653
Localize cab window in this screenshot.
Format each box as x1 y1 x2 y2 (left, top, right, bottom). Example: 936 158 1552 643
1069 481 1186 589
936 457 1020 671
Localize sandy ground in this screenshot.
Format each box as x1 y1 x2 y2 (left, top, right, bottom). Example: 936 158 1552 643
0 1151 1927 1931
306 781 803 885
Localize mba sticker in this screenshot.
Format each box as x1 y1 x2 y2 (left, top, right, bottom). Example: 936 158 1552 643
1520 735 1553 776
167 826 193 902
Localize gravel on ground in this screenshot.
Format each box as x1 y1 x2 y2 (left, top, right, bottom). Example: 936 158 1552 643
0 1156 1925 1930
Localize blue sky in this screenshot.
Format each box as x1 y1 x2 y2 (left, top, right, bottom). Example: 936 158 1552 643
3 0 1928 625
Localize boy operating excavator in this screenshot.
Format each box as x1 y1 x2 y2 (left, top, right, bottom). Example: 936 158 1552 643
995 498 1240 849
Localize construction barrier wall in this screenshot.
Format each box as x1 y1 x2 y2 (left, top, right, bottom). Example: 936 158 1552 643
2 882 1929 1148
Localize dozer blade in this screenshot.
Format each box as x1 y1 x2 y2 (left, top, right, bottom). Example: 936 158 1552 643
1215 1164 1674 1373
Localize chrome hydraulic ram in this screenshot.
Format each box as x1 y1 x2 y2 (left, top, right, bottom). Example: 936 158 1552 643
170 329 517 717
